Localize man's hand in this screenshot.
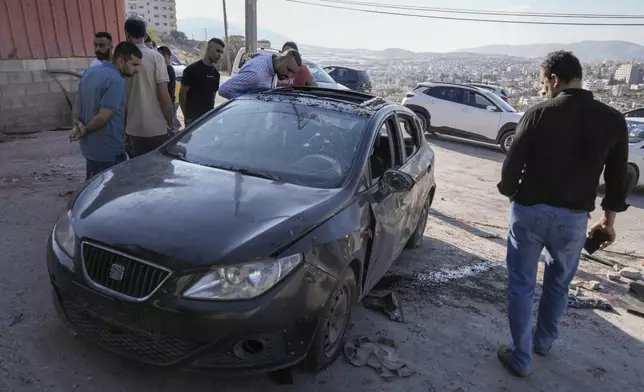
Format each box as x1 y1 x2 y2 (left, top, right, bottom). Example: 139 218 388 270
69 121 87 142
588 217 616 250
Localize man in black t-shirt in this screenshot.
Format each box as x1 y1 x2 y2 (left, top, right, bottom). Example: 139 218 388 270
157 46 180 128
179 38 225 125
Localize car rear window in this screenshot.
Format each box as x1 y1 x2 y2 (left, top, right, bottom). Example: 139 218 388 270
164 99 369 189
303 61 336 84
358 71 371 82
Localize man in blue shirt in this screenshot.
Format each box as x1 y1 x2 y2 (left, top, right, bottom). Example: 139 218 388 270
71 42 142 180
218 49 302 99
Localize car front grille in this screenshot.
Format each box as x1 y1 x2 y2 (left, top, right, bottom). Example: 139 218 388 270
60 296 204 365
82 242 170 300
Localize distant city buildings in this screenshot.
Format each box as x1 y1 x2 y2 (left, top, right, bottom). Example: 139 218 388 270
125 0 177 33
614 63 643 85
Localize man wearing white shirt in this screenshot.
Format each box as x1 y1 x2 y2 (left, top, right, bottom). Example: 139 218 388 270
91 32 113 67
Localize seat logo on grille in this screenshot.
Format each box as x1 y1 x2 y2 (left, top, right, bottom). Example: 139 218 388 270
108 263 125 281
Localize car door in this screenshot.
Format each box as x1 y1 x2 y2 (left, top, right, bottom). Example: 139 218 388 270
421 86 462 130
457 90 503 140
362 115 407 293
394 112 432 250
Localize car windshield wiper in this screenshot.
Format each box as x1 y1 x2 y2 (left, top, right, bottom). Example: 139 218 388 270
204 164 284 182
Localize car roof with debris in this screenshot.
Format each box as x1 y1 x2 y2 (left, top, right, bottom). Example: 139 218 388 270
238 87 392 117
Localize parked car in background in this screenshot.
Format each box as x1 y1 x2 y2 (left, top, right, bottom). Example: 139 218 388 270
231 48 349 90
600 117 644 191
624 107 644 118
170 53 185 81
47 87 436 374
402 82 522 153
466 83 511 103
323 66 372 93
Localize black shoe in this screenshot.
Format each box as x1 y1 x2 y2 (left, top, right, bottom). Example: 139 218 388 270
497 345 530 377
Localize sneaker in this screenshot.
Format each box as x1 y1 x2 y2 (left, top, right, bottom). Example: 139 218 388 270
497 345 530 377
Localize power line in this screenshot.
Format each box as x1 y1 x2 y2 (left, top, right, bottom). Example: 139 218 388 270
285 0 644 26
314 0 644 19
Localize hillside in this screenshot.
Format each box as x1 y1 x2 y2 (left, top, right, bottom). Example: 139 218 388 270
456 40 644 61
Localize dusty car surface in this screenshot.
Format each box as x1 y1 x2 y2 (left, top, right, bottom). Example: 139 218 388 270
47 87 437 374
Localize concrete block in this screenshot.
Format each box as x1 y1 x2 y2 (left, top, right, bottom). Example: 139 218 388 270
0 84 26 97
8 71 34 84
0 60 24 72
0 73 8 86
68 57 90 69
0 96 28 110
45 58 70 70
32 70 51 83
22 59 47 71
25 82 51 95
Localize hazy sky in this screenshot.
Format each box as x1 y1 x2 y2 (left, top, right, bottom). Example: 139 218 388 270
176 0 644 52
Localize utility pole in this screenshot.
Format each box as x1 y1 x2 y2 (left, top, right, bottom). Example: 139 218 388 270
245 0 257 55
222 0 232 73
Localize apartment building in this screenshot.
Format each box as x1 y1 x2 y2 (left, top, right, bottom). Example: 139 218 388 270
125 0 177 33
614 63 643 85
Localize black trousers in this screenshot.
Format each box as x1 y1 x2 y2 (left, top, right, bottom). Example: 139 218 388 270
128 134 170 157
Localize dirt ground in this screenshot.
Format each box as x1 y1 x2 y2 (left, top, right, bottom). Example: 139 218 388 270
1 130 643 392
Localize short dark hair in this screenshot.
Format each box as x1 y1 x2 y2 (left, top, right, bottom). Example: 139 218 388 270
95 31 112 41
282 41 298 52
282 49 302 67
541 50 583 83
125 17 147 39
113 42 143 61
157 46 172 58
208 38 225 47
144 35 152 43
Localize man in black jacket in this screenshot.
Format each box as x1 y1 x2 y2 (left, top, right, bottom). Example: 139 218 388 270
497 50 629 377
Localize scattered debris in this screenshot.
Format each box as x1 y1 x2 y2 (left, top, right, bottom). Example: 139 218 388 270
626 308 644 319
569 280 583 289
344 336 414 378
363 291 404 323
587 366 607 380
606 272 622 282
581 252 618 268
619 268 643 281
58 190 74 197
413 261 494 285
629 280 644 301
582 281 601 291
567 293 612 311
613 264 621 272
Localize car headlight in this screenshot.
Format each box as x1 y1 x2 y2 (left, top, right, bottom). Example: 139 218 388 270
183 254 303 300
53 211 76 258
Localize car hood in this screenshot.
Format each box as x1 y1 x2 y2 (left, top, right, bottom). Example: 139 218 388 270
71 153 348 270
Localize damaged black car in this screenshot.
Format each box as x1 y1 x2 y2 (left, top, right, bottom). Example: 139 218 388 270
47 87 437 373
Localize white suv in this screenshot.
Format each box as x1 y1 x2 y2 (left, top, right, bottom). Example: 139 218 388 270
402 82 522 153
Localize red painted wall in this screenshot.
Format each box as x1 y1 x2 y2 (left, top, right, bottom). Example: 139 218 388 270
0 0 126 60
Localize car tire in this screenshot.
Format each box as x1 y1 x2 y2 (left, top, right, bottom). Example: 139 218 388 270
500 130 515 154
414 111 432 134
627 164 639 192
405 191 432 249
301 269 357 372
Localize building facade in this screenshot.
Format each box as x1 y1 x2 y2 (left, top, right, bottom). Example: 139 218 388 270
0 0 126 132
125 0 177 34
614 63 644 85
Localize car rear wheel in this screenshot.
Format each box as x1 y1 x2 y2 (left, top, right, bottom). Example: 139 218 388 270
627 164 639 192
500 130 515 154
405 191 432 249
302 269 356 372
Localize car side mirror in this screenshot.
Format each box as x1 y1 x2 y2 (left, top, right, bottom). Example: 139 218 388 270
486 105 498 112
380 169 415 194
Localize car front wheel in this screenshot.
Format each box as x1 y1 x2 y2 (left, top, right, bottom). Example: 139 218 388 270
500 130 515 154
302 269 356 372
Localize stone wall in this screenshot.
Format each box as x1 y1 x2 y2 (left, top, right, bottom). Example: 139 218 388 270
0 58 92 133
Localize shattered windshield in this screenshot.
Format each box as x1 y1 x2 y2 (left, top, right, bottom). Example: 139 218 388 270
627 120 644 143
164 99 369 188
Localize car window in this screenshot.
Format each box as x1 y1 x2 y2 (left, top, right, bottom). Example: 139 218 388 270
482 89 516 112
303 61 336 84
358 71 370 82
627 120 644 143
370 118 399 182
463 91 496 110
625 109 644 118
427 87 462 103
165 100 369 189
170 54 183 66
397 114 421 161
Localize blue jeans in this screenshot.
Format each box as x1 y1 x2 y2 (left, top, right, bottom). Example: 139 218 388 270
506 203 589 373
85 153 127 180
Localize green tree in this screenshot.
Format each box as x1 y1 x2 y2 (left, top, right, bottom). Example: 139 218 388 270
146 26 160 44
170 30 188 41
